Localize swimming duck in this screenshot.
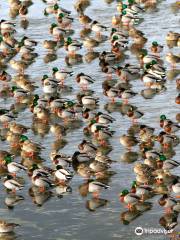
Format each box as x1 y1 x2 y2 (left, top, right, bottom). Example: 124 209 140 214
166 31 180 41
159 194 179 213
32 173 54 192
65 37 82 53
120 189 140 210
80 95 99 105
9 59 28 74
50 151 72 167
88 180 109 198
166 52 180 68
54 165 73 182
131 181 153 200
126 107 144 122
50 124 66 139
0 220 20 233
4 156 27 176
0 70 11 82
78 139 97 156
79 14 92 27
57 13 74 28
90 21 108 36
74 0 91 15
76 73 95 89
150 41 163 54
20 36 37 47
3 175 24 192
52 67 73 85
95 112 115 124
43 40 58 51
83 37 99 51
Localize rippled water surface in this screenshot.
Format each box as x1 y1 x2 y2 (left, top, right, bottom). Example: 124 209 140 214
0 0 179 239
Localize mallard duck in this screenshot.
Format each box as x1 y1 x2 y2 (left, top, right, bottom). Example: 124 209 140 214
65 37 83 54
9 59 28 74
52 67 73 85
0 70 11 82
134 162 154 176
54 165 73 182
150 41 163 54
95 112 115 124
126 107 144 121
120 134 139 149
159 194 178 212
120 189 140 209
166 31 180 41
43 40 57 51
83 37 99 51
90 20 108 36
157 131 179 148
50 151 72 167
42 77 58 94
32 173 54 192
57 13 74 28
20 135 44 157
76 73 95 89
0 220 20 233
79 14 92 26
81 95 99 105
78 139 97 155
166 52 180 67
3 175 24 192
74 0 91 15
20 36 37 47
88 180 109 197
131 181 153 200
3 156 27 176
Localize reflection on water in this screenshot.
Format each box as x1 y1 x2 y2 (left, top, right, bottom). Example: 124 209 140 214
0 0 179 239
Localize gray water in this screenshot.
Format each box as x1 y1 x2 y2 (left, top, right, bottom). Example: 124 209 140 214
0 0 179 239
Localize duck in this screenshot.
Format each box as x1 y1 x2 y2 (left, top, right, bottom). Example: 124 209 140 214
159 194 178 212
42 77 58 94
119 134 139 149
0 220 20 233
78 139 97 156
50 151 72 167
166 52 180 67
131 181 153 200
157 131 179 148
43 40 57 51
20 36 37 47
57 13 74 28
3 175 24 192
83 37 99 51
76 73 95 89
120 189 140 210
3 156 27 176
90 20 108 36
150 41 163 54
88 180 109 197
0 70 11 82
126 107 144 121
81 95 99 105
65 37 83 54
9 59 28 74
74 0 91 15
54 165 73 182
52 67 73 85
32 173 54 192
166 31 180 41
95 112 115 124
79 14 92 26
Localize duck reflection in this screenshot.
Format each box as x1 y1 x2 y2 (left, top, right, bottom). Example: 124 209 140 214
86 198 108 211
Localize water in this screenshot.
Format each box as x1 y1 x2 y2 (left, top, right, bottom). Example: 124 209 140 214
0 0 179 239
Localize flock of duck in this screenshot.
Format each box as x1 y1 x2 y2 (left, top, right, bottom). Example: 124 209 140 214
0 0 179 236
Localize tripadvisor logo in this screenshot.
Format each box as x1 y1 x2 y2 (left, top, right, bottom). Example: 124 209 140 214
135 227 143 236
